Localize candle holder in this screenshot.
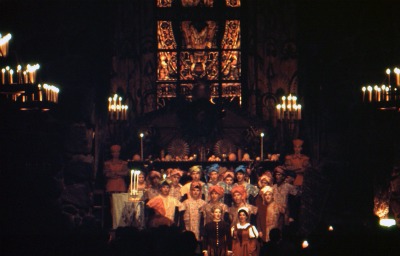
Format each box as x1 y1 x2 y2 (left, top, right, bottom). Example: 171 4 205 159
129 170 143 202
108 93 128 121
275 94 302 140
361 67 400 111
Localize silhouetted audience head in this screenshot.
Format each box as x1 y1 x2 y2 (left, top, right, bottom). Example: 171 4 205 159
269 227 282 242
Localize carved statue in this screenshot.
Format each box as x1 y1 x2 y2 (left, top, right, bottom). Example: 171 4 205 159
284 139 311 186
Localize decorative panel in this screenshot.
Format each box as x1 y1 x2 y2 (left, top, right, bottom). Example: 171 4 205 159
158 52 178 81
157 21 177 49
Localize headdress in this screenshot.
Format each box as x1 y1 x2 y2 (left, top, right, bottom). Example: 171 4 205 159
208 185 224 196
261 185 274 195
189 165 202 174
293 139 304 147
237 206 249 216
206 163 220 174
223 171 235 180
231 185 247 199
258 175 272 188
170 168 183 178
234 165 246 174
149 170 162 179
110 144 121 152
159 179 172 187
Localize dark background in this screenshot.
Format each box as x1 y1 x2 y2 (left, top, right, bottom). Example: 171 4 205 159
1 0 399 239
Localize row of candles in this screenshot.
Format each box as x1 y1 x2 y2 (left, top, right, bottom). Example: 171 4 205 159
361 67 400 103
108 94 128 120
361 85 398 102
12 84 60 103
0 33 12 57
276 94 302 120
130 170 141 196
1 64 40 85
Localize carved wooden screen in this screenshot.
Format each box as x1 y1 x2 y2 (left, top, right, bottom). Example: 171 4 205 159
156 0 241 108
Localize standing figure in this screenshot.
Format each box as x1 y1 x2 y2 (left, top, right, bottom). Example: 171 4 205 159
231 207 259 256
202 205 233 256
256 186 285 243
228 186 257 226
181 165 205 201
203 164 225 202
221 171 235 206
254 174 273 217
169 168 184 201
146 179 183 226
232 165 259 205
104 145 129 193
284 139 311 186
144 170 161 200
272 166 299 228
202 185 229 225
182 182 207 241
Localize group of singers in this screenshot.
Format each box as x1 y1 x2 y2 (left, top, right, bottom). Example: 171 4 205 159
103 140 310 256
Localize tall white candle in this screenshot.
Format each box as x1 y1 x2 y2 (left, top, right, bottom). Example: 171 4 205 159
260 132 264 161
367 86 372 102
136 171 139 194
9 69 13 84
130 170 134 195
394 67 400 86
140 133 144 161
1 69 5 84
276 104 281 120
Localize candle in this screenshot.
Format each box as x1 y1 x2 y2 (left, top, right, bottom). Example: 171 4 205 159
292 96 297 106
302 240 309 249
108 97 112 111
361 87 366 102
293 104 298 120
386 68 391 85
374 85 379 101
276 104 281 120
5 66 9 84
136 171 139 195
260 132 264 161
367 86 372 102
23 71 28 83
385 87 389 101
116 105 121 120
130 170 134 195
377 88 381 102
394 67 400 86
1 68 5 84
9 69 13 84
140 133 144 161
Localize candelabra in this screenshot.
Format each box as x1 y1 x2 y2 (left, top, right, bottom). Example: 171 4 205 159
0 33 60 110
108 93 128 121
361 67 400 111
276 94 302 139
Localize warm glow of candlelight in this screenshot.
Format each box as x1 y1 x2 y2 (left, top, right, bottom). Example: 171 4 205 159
328 225 334 231
379 219 396 227
1 68 5 85
302 240 309 249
